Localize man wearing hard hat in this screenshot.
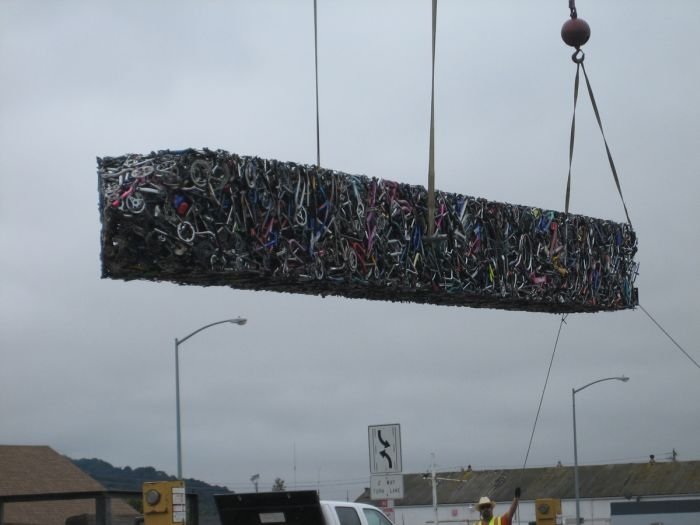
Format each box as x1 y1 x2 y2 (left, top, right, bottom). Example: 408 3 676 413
474 487 520 525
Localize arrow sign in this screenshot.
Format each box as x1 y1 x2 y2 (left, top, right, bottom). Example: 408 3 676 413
368 424 402 474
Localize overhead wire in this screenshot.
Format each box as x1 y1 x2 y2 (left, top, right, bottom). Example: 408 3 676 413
221 476 369 492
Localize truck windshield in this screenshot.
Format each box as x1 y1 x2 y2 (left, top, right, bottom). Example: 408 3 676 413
363 508 393 525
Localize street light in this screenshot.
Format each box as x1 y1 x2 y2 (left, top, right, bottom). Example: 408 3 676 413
572 375 629 525
251 474 260 493
175 317 247 479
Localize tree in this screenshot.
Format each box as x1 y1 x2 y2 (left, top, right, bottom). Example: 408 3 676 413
271 478 286 492
126 497 143 513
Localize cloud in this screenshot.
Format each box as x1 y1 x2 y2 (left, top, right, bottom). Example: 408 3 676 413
1 0 698 501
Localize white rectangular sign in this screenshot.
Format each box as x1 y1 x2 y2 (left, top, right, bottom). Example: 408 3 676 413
260 513 286 523
370 474 404 500
368 424 402 474
172 487 186 523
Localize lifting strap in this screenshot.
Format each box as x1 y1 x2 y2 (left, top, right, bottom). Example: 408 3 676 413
313 0 321 168
566 55 633 227
427 0 437 237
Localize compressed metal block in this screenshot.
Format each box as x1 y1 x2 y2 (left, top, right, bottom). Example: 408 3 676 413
97 149 638 313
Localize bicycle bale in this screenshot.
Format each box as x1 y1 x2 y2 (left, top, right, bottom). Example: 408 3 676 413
97 148 638 313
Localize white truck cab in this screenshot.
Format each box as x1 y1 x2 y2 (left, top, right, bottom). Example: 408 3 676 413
321 501 393 525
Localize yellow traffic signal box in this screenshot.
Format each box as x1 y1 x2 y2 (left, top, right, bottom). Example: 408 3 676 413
143 480 186 524
535 498 562 525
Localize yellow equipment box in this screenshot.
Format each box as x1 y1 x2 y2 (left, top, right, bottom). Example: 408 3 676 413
535 498 562 525
143 480 186 524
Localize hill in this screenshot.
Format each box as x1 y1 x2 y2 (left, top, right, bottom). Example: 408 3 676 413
70 457 231 521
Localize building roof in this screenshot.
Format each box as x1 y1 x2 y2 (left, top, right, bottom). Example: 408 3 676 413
0 445 138 525
356 461 700 507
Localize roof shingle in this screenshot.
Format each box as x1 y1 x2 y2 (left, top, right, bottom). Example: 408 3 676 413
0 445 138 525
357 461 700 506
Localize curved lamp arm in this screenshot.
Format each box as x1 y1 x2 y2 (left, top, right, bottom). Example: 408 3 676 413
574 375 629 395
176 317 247 346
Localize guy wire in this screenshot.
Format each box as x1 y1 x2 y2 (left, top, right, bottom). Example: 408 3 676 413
639 304 699 369
522 314 568 470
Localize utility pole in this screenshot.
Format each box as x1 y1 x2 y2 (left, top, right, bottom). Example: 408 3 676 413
431 453 438 525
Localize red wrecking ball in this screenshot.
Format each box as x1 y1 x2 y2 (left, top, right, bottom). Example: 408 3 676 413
561 17 591 48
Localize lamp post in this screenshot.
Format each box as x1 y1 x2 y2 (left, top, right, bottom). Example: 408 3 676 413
175 317 247 479
573 375 629 524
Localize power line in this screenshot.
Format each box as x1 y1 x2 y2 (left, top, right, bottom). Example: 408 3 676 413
221 477 369 491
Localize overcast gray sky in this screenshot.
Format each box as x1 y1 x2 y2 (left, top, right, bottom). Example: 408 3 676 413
1 0 698 501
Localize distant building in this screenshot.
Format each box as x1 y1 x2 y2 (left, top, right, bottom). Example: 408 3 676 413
0 445 139 525
356 461 700 525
